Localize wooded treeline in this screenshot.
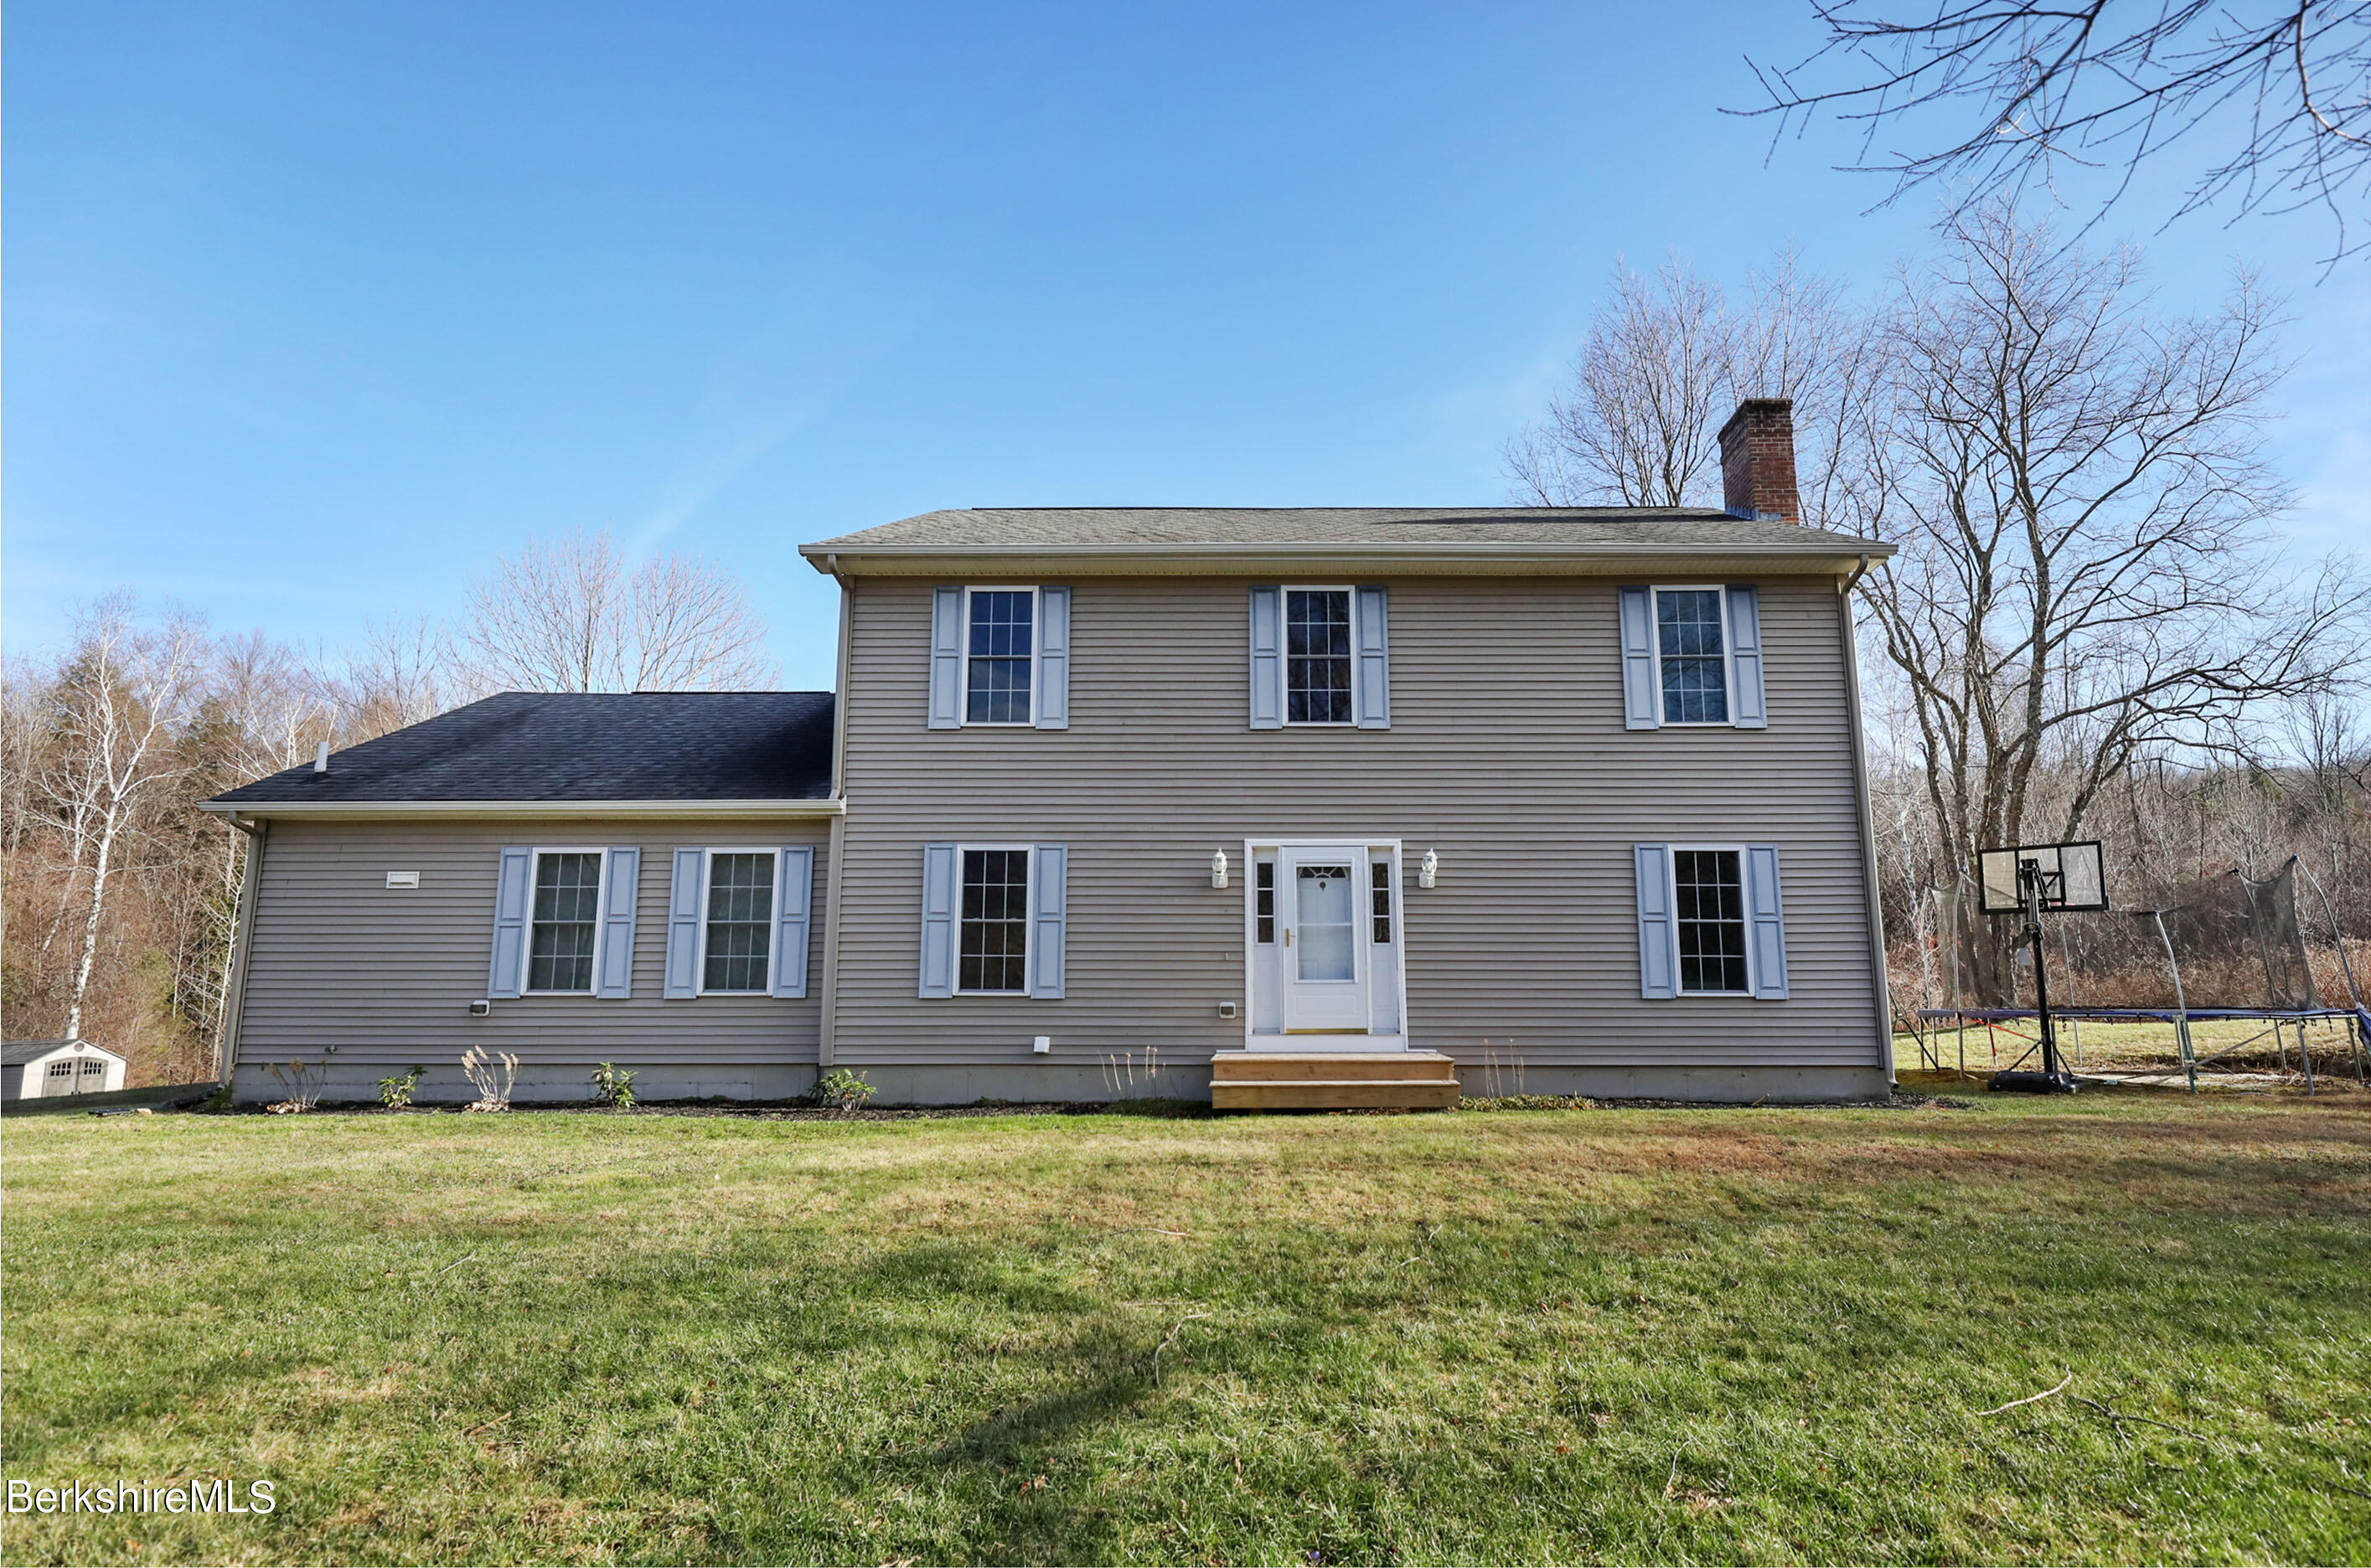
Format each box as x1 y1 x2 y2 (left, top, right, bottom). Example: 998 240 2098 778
0 534 772 1085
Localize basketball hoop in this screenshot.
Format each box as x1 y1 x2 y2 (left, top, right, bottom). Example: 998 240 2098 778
1977 840 2108 915
1976 839 2111 1093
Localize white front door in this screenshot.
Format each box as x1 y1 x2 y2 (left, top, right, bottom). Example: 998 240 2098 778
1281 847 1369 1032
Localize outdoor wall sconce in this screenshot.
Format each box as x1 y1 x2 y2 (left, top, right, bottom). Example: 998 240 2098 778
1211 849 1229 889
1418 848 1439 889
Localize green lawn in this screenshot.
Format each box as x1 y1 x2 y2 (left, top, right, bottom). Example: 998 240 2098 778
4 1091 2368 1565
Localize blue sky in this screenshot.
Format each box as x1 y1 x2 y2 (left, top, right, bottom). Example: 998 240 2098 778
7 1 2364 689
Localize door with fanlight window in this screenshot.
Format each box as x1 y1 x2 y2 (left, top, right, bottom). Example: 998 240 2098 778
1279 847 1371 1032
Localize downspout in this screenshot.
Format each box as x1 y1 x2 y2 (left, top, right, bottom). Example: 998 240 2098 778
216 814 268 1087
816 563 855 1070
1836 560 1896 1085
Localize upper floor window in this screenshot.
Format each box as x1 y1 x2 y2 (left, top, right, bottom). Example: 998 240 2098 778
965 588 1036 725
1656 587 1730 725
1619 584 1766 732
1248 585 1389 732
528 849 604 994
1286 587 1355 725
931 585 1070 731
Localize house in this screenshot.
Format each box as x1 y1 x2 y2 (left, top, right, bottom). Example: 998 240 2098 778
3 1039 130 1101
203 398 1898 1106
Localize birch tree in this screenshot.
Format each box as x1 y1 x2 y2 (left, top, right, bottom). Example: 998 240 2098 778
41 598 208 1040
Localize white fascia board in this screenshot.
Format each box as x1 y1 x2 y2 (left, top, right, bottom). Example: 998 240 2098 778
799 540 1897 579
195 798 846 821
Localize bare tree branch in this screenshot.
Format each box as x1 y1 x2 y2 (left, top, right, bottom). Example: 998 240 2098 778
1733 3 2371 264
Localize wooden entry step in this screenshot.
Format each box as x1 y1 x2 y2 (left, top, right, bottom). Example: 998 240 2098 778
1210 1051 1459 1112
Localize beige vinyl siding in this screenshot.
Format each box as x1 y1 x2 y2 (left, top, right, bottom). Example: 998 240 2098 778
238 818 828 1067
831 575 1878 1070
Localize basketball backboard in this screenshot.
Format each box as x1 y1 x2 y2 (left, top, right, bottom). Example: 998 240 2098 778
1978 840 2109 915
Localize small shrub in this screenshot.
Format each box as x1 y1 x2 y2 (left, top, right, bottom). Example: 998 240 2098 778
811 1067 876 1112
461 1045 519 1112
378 1066 426 1108
590 1062 638 1108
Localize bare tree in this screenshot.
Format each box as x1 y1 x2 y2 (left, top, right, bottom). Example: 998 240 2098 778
1506 250 1878 524
455 529 776 694
39 597 209 1040
1738 2 2371 261
1849 204 2366 998
323 615 454 740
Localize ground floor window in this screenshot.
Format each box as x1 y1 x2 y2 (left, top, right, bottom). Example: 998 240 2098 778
529 850 602 993
703 851 776 993
1673 848 1749 994
960 848 1031 993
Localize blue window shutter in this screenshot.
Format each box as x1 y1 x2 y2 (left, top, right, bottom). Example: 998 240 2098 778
1036 586 1071 730
928 586 963 730
1727 585 1767 729
596 847 640 998
772 847 814 998
1746 844 1790 999
1031 844 1068 999
488 847 534 999
1248 585 1284 730
1355 585 1391 730
664 848 704 999
1619 587 1660 730
1634 843 1676 999
919 843 958 998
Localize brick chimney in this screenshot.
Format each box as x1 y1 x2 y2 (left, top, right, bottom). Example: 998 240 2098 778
1718 398 1800 523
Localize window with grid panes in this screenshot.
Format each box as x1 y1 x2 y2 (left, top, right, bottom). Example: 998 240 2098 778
704 852 775 993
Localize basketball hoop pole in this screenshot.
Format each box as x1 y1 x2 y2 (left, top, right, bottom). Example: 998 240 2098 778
2021 862 2065 1082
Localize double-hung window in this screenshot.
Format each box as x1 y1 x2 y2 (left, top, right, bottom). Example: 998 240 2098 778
1250 585 1389 730
1671 848 1749 994
700 849 777 993
964 588 1036 725
1619 585 1766 730
1656 586 1731 725
918 842 1068 999
959 847 1032 993
930 585 1072 730
1634 841 1788 1001
527 849 605 994
1285 587 1355 725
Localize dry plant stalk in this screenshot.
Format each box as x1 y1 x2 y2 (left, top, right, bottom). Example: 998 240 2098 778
263 1058 323 1114
461 1045 519 1112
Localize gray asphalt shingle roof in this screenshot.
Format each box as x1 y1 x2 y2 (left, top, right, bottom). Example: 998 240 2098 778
208 692 835 806
806 506 1879 552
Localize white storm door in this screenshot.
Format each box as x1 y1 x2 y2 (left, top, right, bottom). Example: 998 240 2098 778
1281 848 1370 1032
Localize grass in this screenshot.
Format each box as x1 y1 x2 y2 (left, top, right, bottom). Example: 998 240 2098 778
3 1091 2368 1565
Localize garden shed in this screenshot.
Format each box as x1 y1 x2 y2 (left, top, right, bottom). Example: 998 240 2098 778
3 1039 129 1101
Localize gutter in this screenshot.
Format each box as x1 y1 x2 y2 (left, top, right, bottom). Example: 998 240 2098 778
194 798 847 822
